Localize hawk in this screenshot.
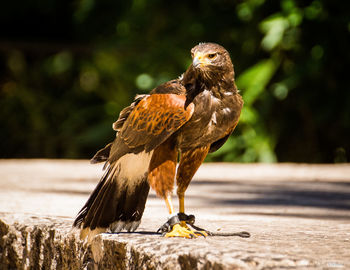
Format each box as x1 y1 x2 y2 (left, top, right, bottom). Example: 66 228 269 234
73 42 243 240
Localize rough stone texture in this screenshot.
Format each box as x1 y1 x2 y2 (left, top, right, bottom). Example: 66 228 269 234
0 160 350 269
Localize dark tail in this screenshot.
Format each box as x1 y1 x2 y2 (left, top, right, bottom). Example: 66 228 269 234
73 161 150 241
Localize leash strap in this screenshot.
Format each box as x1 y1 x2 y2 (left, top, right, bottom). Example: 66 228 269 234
157 213 250 238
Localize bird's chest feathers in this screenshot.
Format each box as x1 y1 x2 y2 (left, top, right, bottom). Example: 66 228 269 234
195 90 234 122
179 90 236 146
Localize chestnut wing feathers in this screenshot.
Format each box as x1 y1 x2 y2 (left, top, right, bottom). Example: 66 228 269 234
119 94 194 152
112 94 147 132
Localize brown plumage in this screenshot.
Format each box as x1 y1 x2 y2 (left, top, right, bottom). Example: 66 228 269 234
73 42 243 241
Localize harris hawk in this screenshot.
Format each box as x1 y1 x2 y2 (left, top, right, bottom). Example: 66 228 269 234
73 42 243 241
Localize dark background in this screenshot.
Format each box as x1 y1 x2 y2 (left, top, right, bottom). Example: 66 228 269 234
0 0 349 163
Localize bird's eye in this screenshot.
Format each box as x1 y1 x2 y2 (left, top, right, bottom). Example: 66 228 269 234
207 53 217 59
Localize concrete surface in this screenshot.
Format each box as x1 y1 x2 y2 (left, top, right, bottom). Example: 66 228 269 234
0 160 349 269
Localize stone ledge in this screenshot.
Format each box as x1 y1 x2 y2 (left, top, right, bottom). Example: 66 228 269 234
1 160 350 269
0 213 320 270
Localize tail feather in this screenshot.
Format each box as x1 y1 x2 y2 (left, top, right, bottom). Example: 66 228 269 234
119 179 150 222
73 153 151 242
88 172 118 229
90 143 113 164
73 165 112 228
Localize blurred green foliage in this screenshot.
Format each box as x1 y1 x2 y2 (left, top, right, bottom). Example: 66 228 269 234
0 0 349 162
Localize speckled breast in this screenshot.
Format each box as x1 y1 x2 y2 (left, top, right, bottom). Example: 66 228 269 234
176 90 242 151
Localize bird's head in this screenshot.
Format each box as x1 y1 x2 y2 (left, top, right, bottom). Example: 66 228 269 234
190 42 234 81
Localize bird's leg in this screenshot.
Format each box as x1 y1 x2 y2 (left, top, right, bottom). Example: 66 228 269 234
178 193 185 226
148 138 177 211
165 194 174 215
148 138 190 236
161 192 196 238
165 146 210 238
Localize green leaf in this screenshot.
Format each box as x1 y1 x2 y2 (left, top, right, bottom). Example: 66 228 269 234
237 59 279 105
260 15 289 51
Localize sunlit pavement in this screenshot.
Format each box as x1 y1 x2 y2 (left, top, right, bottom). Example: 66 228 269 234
1 160 349 269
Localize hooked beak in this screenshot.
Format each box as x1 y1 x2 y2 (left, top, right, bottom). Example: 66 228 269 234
192 53 205 68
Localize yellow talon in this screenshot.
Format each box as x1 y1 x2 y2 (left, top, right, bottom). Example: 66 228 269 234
164 223 208 239
165 224 196 238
